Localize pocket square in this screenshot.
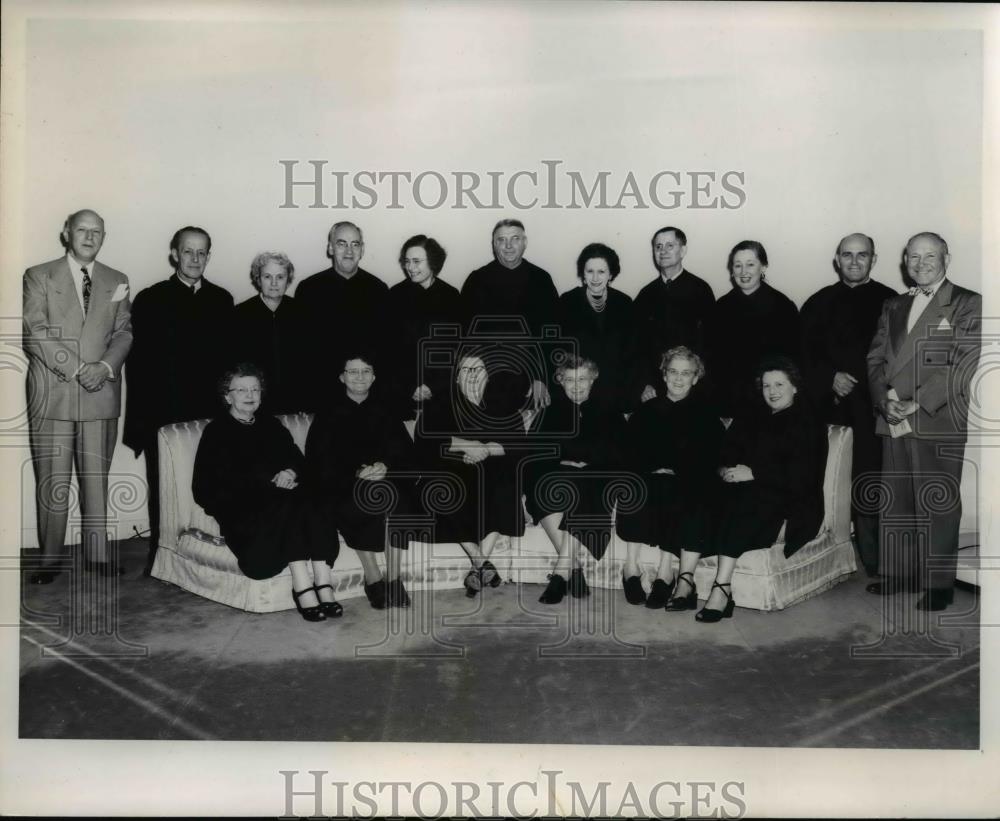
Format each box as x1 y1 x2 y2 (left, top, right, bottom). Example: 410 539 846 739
936 316 951 331
111 283 129 302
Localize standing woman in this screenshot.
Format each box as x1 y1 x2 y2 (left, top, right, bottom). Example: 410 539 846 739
706 240 800 421
193 363 340 622
305 353 417 609
666 356 828 622
386 235 463 419
232 252 307 414
414 348 529 596
617 347 725 609
557 242 637 412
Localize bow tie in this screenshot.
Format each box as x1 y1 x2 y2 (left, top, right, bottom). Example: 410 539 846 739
908 286 934 297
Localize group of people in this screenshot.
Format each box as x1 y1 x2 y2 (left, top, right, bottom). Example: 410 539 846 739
23 211 981 623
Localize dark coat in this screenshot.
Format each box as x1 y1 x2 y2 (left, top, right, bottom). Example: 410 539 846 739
632 269 715 398
293 267 389 409
616 392 724 553
385 276 463 418
193 413 336 579
556 286 638 411
706 282 801 420
460 258 559 338
711 401 828 558
414 369 529 542
231 294 309 414
304 390 415 550
124 275 234 454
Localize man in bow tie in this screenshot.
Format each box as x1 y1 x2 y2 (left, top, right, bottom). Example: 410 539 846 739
866 232 981 611
22 209 133 584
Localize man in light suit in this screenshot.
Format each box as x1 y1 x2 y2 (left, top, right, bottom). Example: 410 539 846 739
866 232 981 611
23 209 133 584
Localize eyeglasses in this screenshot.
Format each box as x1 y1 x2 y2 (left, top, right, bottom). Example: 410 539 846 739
344 368 374 378
229 386 261 397
335 240 362 250
459 366 486 374
665 368 696 378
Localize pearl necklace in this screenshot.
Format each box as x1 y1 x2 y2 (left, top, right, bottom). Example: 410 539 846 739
587 290 608 313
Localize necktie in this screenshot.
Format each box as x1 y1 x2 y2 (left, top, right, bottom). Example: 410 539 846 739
81 266 92 314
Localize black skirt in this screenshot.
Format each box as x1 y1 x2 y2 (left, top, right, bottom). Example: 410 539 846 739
525 461 616 560
615 473 710 554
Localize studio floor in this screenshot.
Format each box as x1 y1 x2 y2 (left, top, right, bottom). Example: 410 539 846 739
19 538 980 748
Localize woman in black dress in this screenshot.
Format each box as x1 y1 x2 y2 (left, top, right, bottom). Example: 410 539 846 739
617 346 725 609
305 353 416 609
414 347 529 596
706 241 801 421
192 363 340 622
666 356 828 622
386 235 463 419
527 355 627 604
557 242 637 411
231 252 307 414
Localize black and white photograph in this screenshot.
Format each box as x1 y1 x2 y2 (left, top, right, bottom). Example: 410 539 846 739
1 0 997 816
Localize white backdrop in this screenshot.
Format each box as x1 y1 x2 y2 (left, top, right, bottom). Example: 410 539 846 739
6 4 985 545
1 3 998 818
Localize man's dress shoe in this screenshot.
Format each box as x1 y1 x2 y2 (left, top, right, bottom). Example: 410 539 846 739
916 588 954 611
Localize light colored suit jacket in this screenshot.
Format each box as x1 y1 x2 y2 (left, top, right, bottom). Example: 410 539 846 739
866 278 981 441
23 256 133 421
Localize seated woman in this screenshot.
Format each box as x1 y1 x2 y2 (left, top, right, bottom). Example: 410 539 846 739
231 251 307 414
667 356 828 622
557 243 637 412
305 352 416 610
616 346 725 609
527 355 626 604
414 347 529 596
386 234 463 419
193 363 340 623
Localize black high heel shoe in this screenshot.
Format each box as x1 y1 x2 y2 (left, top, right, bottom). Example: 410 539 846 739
292 587 327 622
480 560 502 588
364 579 387 610
665 572 697 611
386 577 411 608
622 571 646 605
314 583 344 618
539 573 567 604
645 578 675 609
464 568 482 598
568 567 590 598
695 581 735 623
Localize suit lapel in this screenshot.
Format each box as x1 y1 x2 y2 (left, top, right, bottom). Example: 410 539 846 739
51 258 85 330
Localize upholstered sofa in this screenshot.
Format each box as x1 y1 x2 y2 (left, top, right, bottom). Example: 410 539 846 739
150 414 857 612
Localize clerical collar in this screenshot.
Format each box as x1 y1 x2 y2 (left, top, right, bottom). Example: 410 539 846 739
174 273 202 292
659 268 683 284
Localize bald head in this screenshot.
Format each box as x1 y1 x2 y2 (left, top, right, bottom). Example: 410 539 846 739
62 209 106 265
834 233 876 286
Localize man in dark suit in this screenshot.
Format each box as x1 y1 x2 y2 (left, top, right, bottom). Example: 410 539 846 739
294 221 388 410
866 232 981 611
23 209 133 584
801 233 896 577
124 226 234 572
632 226 715 403
460 219 559 411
